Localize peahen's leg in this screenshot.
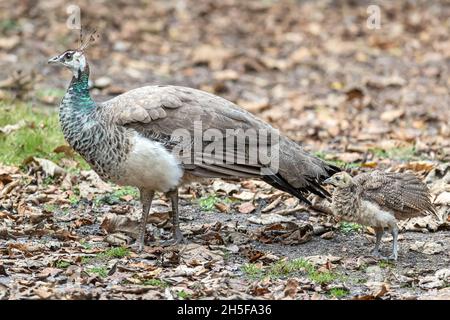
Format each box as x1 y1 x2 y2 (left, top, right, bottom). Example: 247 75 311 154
161 188 184 245
372 227 384 257
136 189 155 252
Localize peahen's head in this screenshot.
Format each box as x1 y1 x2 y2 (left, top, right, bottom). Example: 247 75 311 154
48 30 97 79
324 171 354 188
48 49 87 78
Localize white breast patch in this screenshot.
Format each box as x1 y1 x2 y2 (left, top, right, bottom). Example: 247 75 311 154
360 200 397 228
116 134 183 192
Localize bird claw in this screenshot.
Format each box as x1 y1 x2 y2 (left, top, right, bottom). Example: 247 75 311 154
387 254 398 261
371 250 391 260
159 237 185 247
131 241 145 253
371 250 382 258
159 229 185 246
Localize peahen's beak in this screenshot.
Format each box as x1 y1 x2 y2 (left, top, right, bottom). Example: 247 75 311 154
48 55 61 64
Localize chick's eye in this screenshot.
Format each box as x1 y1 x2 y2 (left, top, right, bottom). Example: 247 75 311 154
336 176 340 181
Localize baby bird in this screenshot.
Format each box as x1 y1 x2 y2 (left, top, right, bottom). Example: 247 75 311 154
324 171 436 260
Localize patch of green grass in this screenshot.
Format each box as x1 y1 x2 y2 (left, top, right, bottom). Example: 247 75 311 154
339 222 363 234
80 240 94 250
221 250 231 262
114 186 139 199
356 277 368 284
43 203 57 213
0 100 63 164
378 260 395 269
242 263 265 280
36 88 66 101
55 260 71 269
88 266 108 278
69 195 80 206
0 99 88 168
42 176 56 186
199 195 219 211
313 151 327 160
81 247 129 264
370 147 388 158
313 151 360 169
309 270 338 285
80 256 93 264
369 146 416 161
143 279 169 288
328 288 349 299
0 19 18 32
242 258 340 285
268 259 314 278
198 195 233 212
101 247 130 259
177 290 192 299
95 186 139 205
330 160 361 169
66 166 81 175
358 263 368 271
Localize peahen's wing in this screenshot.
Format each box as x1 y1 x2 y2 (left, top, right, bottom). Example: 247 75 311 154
354 170 436 219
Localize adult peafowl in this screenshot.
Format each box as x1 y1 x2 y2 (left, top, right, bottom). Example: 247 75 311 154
48 34 339 251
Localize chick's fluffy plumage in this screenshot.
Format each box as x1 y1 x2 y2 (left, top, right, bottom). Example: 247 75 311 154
326 170 436 260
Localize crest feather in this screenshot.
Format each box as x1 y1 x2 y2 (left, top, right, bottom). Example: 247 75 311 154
78 28 98 52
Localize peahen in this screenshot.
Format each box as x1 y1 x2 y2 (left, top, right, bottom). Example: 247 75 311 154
48 35 340 251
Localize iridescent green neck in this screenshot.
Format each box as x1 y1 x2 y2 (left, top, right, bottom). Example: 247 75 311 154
61 66 96 112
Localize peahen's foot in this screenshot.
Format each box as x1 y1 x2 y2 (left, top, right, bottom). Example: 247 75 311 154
131 240 146 253
159 228 185 246
371 249 382 258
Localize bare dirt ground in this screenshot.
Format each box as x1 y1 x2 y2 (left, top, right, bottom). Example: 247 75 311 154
0 0 449 299
0 166 448 300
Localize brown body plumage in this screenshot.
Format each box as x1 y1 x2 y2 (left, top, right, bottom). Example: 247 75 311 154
325 170 436 260
48 47 339 251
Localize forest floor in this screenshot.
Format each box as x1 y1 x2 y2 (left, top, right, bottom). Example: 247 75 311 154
0 0 449 299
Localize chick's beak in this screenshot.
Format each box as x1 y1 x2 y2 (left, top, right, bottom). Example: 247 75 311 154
323 177 333 185
48 55 61 64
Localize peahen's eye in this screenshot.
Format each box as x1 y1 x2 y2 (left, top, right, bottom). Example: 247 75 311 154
65 52 73 60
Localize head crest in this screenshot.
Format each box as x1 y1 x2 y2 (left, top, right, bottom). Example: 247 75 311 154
77 28 98 52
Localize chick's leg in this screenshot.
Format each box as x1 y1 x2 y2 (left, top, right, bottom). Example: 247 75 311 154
388 226 399 261
372 227 384 257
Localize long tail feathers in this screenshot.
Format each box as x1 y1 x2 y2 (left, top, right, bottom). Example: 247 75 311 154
262 162 341 206
262 174 312 205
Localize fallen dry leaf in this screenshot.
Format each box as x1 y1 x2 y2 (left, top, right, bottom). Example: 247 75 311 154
410 241 445 255
0 120 26 135
380 109 405 122
212 180 239 195
255 221 313 245
24 157 65 177
247 213 295 225
238 201 255 214
101 213 140 237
